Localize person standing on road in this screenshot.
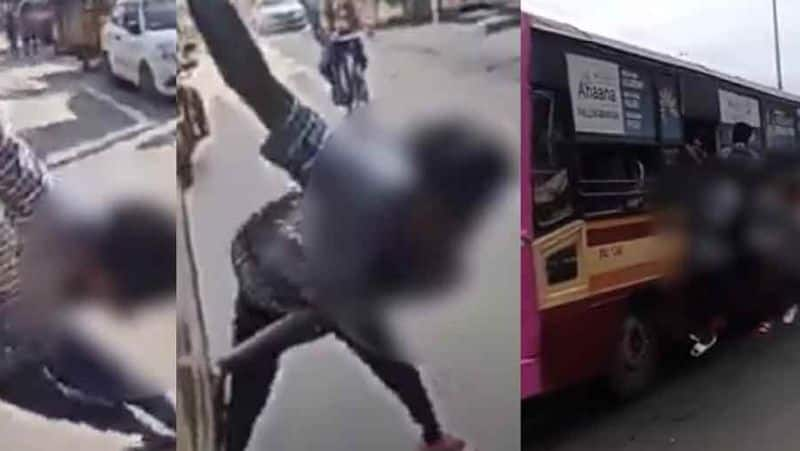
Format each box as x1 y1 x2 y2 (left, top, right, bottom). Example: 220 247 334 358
18 2 37 58
5 7 18 58
187 2 506 451
0 104 177 448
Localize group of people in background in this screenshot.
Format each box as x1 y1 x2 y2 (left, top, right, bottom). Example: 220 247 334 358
4 2 47 58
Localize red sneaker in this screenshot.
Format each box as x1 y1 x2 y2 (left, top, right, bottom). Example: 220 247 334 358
420 435 467 451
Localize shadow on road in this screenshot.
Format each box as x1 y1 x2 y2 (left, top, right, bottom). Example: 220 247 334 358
524 325 800 451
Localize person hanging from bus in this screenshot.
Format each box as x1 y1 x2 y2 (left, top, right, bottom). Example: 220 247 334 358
677 130 712 167
0 104 177 447
186 1 506 451
720 122 761 162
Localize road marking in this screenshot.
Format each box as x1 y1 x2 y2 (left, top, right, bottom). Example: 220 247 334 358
48 118 177 168
46 85 179 167
81 84 151 125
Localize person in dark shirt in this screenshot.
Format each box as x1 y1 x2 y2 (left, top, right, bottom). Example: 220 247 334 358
187 1 506 451
0 199 177 448
5 8 18 58
720 122 760 162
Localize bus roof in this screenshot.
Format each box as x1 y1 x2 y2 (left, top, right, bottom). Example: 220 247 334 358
529 13 800 106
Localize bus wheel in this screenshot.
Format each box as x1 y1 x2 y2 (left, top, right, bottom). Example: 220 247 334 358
609 313 658 399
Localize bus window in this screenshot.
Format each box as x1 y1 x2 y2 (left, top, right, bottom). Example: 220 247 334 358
577 144 658 217
545 245 578 285
532 90 574 231
532 90 557 172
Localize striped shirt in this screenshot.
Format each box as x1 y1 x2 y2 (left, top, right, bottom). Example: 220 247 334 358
231 99 330 312
0 107 51 304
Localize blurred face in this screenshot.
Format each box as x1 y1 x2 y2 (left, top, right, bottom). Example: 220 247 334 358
63 264 116 303
404 195 463 289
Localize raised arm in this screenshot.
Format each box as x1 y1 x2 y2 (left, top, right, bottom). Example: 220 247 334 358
185 0 293 130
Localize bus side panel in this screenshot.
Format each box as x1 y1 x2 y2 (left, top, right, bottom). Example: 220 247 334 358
540 290 630 392
521 13 543 400
521 241 542 399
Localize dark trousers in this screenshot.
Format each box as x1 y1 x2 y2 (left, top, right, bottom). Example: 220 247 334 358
227 295 442 451
0 322 174 437
319 37 367 85
22 33 37 56
6 31 17 56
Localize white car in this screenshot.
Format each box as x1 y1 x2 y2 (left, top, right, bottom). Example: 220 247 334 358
102 0 177 98
252 0 307 35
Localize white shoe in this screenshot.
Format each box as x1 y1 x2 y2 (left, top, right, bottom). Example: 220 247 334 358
689 333 717 358
783 304 798 325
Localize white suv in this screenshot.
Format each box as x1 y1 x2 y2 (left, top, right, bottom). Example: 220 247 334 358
103 0 177 98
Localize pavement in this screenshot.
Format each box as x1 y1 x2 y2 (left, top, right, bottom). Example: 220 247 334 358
0 45 176 450
524 308 800 451
181 22 519 451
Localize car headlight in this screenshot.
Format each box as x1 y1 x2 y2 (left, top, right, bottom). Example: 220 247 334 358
157 42 177 63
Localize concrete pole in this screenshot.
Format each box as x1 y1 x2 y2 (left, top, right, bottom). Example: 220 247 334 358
772 0 783 90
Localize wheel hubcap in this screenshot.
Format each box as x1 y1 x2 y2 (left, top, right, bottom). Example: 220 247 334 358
623 321 649 369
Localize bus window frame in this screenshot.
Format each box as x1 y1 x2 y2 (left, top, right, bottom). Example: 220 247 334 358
532 88 557 171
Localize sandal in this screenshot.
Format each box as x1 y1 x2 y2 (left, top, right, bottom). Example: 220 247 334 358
756 321 773 335
689 333 717 357
784 305 798 325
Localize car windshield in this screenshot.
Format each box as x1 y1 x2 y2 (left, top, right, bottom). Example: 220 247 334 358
143 0 176 31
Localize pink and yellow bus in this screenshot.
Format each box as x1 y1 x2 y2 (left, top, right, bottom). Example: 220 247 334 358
521 12 800 400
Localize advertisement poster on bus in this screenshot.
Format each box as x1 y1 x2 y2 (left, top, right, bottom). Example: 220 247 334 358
619 66 656 139
566 53 625 135
719 89 761 128
766 106 796 150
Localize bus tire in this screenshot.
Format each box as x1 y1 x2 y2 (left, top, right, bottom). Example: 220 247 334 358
608 312 659 400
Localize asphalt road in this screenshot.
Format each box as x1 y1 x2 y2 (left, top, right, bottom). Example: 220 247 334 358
524 316 800 451
182 22 520 451
0 47 174 161
0 46 177 450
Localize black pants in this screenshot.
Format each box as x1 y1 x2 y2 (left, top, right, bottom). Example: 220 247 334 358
22 34 37 56
6 32 17 56
0 323 174 437
319 38 367 86
227 294 442 451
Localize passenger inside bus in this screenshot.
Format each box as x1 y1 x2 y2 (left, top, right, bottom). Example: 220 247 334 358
676 123 717 166
720 122 761 161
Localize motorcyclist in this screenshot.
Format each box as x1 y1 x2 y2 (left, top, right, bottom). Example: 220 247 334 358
318 0 370 107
